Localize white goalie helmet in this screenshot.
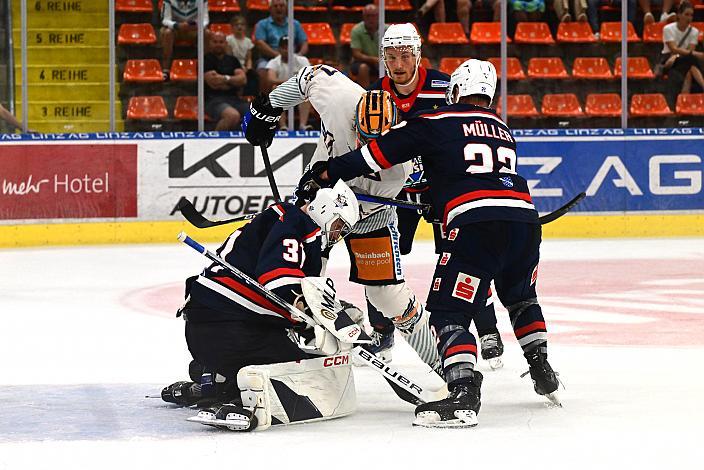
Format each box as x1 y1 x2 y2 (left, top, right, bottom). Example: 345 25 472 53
307 180 360 249
381 23 422 83
446 59 497 106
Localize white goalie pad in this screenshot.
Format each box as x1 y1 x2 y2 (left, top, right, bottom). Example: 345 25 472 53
237 354 357 431
301 277 371 344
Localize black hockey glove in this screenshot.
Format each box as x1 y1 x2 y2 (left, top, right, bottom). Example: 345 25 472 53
242 93 283 148
294 160 331 204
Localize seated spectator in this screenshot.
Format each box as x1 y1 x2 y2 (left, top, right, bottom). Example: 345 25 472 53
226 15 254 71
350 3 384 89
552 0 588 22
660 0 678 22
510 0 545 21
160 0 210 80
204 32 248 131
266 36 312 130
416 0 475 36
660 1 704 94
254 0 309 93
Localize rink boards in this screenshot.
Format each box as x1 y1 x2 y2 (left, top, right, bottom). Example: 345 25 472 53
1 129 703 247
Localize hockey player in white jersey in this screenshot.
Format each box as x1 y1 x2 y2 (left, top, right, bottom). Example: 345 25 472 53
242 65 441 375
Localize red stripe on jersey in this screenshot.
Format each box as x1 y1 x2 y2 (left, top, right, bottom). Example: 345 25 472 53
213 276 295 322
419 109 504 121
271 204 286 219
443 189 534 224
258 267 305 286
382 66 428 113
304 228 320 241
445 344 478 357
368 140 393 169
514 321 547 338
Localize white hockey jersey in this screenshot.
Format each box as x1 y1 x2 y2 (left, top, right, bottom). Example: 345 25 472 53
269 64 411 219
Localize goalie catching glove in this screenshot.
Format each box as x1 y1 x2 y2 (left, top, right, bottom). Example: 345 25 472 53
242 93 283 148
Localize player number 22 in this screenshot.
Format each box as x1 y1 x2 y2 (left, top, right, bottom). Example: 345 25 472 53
463 144 517 174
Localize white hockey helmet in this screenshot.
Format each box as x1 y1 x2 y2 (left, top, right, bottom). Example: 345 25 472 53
446 59 497 106
307 180 360 248
381 23 422 83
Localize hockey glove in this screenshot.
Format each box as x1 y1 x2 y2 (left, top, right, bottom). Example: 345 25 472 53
242 93 283 148
295 160 331 203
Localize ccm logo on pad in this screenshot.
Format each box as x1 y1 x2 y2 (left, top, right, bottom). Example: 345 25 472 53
452 273 480 303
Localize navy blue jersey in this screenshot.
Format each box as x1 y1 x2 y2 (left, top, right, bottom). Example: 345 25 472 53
188 202 323 327
370 67 449 193
328 103 539 230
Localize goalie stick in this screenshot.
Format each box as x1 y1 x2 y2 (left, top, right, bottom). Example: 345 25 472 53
177 232 447 404
537 192 586 225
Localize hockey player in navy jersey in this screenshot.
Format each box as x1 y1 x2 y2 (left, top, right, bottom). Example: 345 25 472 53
367 23 504 368
303 59 561 427
162 181 361 430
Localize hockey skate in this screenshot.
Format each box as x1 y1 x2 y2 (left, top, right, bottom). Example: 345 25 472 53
479 333 504 370
161 381 203 407
522 347 562 407
361 329 394 363
187 402 258 432
413 371 483 428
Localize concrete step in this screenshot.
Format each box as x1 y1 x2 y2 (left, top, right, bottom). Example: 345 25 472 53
11 0 108 15
13 45 109 65
15 83 117 101
16 64 115 84
12 12 108 29
16 100 122 122
12 28 108 47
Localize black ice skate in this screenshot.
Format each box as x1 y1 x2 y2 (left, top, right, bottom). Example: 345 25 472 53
187 402 258 431
161 381 202 407
361 329 394 363
523 347 562 406
479 332 504 370
413 371 483 428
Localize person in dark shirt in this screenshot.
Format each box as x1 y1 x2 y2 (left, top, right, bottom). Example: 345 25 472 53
204 32 248 130
304 59 561 427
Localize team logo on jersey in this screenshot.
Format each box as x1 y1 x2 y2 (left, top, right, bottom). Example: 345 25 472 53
531 264 539 286
431 80 450 88
334 194 348 208
439 252 451 265
448 228 459 241
500 176 514 188
432 277 442 291
452 273 480 303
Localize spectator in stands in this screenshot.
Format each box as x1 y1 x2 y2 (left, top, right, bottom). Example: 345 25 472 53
350 4 384 88
509 0 546 21
586 0 661 37
660 0 678 22
160 0 210 81
204 32 248 131
266 36 312 130
254 0 309 93
552 0 588 22
416 0 475 36
226 15 254 71
660 1 704 93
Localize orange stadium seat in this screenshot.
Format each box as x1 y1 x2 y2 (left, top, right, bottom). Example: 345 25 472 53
294 3 327 12
247 0 269 11
302 23 336 46
514 22 554 44
340 23 355 45
676 94 704 115
174 96 198 120
385 0 413 11
117 23 157 45
308 58 325 66
209 0 240 12
332 4 364 12
500 95 539 117
572 57 613 79
600 22 640 42
470 22 508 44
527 57 569 79
127 96 168 120
542 94 583 117
630 94 673 116
694 0 704 9
440 57 469 75
643 22 665 43
421 57 433 69
170 59 197 82
614 57 654 79
115 0 152 13
123 59 164 83
209 23 233 36
557 22 597 43
428 22 469 44
488 57 525 80
585 93 622 117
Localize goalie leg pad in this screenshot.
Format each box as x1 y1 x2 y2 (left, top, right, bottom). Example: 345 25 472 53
237 354 356 431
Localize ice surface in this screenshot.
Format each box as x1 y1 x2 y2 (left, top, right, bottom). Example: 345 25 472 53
1 238 703 469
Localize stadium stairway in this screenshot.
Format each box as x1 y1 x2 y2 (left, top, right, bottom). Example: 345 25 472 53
12 0 123 132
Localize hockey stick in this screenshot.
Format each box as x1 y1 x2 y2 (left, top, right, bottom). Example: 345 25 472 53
537 192 586 225
176 197 259 228
261 145 282 202
354 193 430 211
177 232 446 404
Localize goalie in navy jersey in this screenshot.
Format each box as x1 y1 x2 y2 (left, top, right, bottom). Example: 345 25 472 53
305 59 561 427
162 181 360 426
367 23 504 370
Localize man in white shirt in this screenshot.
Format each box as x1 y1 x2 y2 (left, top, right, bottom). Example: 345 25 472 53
266 36 312 130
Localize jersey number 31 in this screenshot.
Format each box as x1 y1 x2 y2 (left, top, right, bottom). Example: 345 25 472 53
464 144 517 174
